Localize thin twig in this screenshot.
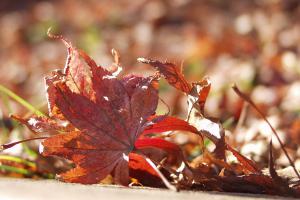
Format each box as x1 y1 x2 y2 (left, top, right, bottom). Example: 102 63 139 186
139 153 177 191
232 84 300 180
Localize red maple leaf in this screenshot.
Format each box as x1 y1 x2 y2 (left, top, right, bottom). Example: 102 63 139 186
5 34 198 187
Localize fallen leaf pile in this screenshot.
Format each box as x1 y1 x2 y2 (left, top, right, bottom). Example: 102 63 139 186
2 33 300 197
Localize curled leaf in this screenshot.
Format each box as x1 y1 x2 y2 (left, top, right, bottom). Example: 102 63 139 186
137 58 192 93
142 116 199 136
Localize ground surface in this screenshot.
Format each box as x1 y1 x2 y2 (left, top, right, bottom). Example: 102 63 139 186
0 178 294 200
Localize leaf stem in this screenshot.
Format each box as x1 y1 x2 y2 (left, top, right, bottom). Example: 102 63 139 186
1 137 48 151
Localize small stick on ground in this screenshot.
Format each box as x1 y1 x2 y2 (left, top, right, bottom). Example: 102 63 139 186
232 84 300 180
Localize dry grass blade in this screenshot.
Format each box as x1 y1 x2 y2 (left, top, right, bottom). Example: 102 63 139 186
141 154 177 191
232 84 300 180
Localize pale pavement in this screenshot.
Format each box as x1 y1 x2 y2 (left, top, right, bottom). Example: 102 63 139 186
0 178 292 200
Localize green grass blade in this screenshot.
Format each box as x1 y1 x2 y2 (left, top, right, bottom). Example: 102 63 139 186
0 155 55 179
0 84 46 117
222 117 234 129
0 155 36 168
42 173 55 179
0 164 33 176
0 92 13 113
22 143 39 159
